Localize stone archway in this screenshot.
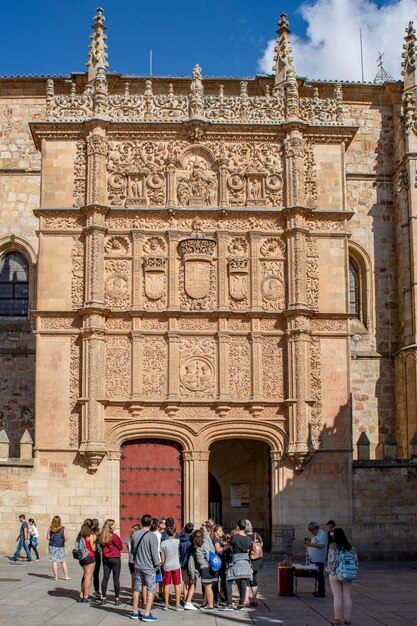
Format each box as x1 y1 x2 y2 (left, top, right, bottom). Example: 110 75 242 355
208 439 271 549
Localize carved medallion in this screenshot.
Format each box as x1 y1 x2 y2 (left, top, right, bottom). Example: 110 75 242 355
261 276 284 301
105 236 130 256
180 357 214 392
106 274 129 300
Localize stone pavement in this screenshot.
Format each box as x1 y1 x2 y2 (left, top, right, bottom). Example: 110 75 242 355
1 557 417 625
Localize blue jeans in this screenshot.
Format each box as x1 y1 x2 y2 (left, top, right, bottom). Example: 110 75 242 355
12 537 32 561
29 537 39 560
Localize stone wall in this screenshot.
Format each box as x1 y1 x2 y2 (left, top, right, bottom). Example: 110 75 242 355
352 462 417 559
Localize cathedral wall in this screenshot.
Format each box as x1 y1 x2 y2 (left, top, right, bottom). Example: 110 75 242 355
314 143 344 210
0 453 119 556
317 238 346 312
37 235 74 310
41 141 77 208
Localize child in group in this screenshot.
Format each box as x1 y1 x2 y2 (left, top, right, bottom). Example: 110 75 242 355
28 518 40 561
124 523 140 599
160 525 182 611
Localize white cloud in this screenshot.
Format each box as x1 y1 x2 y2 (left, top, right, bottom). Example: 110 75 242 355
258 0 417 81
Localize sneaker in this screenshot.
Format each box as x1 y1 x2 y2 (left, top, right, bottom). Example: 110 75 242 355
101 598 107 605
142 615 158 622
220 604 234 611
115 599 122 606
94 592 102 600
199 606 215 611
236 604 245 610
162 603 169 610
184 602 198 611
129 613 139 620
174 605 184 611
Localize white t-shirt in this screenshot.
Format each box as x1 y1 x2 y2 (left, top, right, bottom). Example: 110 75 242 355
29 524 39 539
153 530 162 551
307 528 328 564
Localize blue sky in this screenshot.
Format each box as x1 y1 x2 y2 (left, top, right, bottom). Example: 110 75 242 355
0 0 415 80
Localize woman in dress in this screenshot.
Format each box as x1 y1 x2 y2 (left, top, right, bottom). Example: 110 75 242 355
99 518 123 605
47 515 70 580
326 527 358 625
28 518 40 561
244 519 263 607
77 519 97 602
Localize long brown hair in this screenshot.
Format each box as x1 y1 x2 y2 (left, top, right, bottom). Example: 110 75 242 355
99 519 115 546
50 515 62 533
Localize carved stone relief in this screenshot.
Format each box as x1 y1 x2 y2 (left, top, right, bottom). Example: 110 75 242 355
71 236 85 309
310 336 322 446
73 139 87 207
228 257 249 310
262 337 284 398
179 238 217 310
179 337 216 398
106 317 132 331
105 260 131 309
105 235 130 256
176 150 218 207
228 337 251 398
306 237 319 310
179 317 218 331
105 336 131 397
107 141 167 207
69 335 81 446
143 336 167 397
141 318 168 331
143 257 167 309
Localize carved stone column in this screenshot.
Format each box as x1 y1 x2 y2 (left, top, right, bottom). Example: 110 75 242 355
86 127 108 206
270 450 294 558
218 157 229 207
285 315 313 472
249 232 261 310
217 232 228 309
132 231 144 308
285 209 309 310
84 207 107 308
167 232 180 309
182 450 210 524
250 332 263 401
167 331 180 399
284 130 305 207
217 332 230 399
131 332 144 398
166 156 176 206
79 313 107 470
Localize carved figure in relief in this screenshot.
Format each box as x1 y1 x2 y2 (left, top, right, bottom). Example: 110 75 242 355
180 357 214 392
105 236 129 256
106 275 128 300
261 277 283 301
249 178 262 199
143 237 166 255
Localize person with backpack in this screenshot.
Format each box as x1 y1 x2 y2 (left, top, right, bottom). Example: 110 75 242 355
326 527 358 625
99 518 123 606
243 519 263 607
177 523 198 610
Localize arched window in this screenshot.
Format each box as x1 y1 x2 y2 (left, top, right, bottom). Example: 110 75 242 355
349 259 360 319
0 252 29 316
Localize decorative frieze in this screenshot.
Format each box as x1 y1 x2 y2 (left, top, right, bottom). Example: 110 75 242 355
105 336 131 397
179 337 217 398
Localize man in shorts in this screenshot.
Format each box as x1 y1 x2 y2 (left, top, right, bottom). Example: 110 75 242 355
130 514 161 622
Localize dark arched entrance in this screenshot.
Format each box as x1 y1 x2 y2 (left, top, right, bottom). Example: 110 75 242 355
209 472 222 524
209 439 271 549
120 439 183 540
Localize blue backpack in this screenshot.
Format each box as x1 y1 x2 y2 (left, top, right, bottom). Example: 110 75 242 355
209 551 222 572
335 548 358 582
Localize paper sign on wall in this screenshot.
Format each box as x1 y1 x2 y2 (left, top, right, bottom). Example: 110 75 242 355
230 483 250 508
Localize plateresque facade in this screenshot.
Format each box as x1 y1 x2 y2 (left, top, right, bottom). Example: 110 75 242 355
1 10 417 558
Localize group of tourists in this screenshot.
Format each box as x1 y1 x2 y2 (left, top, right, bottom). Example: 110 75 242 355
8 512 358 624
305 520 358 626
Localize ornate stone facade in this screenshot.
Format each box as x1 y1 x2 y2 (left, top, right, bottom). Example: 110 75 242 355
1 9 417 559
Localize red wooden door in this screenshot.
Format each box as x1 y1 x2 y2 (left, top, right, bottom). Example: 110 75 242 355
120 439 183 540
